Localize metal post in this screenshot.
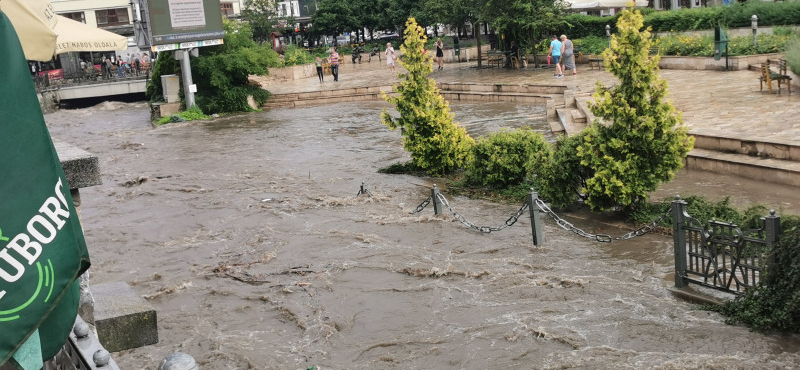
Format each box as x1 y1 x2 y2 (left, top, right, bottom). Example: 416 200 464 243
431 184 442 215
178 49 196 108
751 15 758 48
605 24 611 48
764 209 780 272
528 189 544 246
672 195 688 288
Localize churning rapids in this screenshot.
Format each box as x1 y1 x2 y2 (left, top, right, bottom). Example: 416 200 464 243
45 101 800 369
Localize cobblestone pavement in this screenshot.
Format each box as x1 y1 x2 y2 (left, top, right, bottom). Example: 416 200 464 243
262 61 800 144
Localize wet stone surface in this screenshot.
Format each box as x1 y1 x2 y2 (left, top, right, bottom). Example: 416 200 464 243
45 101 800 369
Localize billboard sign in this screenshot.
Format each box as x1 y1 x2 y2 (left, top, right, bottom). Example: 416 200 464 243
146 0 225 46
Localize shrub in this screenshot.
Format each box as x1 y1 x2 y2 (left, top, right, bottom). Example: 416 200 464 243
147 20 276 114
532 131 591 209
155 105 210 125
787 37 800 75
716 225 800 333
282 44 316 66
464 128 550 189
574 35 610 55
381 18 474 176
561 2 800 36
581 7 694 211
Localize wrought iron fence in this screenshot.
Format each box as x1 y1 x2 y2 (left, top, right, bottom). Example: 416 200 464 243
672 196 780 295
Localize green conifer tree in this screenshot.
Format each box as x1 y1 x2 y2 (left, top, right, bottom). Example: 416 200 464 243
381 18 474 176
578 7 694 211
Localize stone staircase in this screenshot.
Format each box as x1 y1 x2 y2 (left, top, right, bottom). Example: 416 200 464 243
263 82 566 113
553 91 800 186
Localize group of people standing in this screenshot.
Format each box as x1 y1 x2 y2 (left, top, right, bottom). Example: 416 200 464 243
96 53 150 79
548 34 576 78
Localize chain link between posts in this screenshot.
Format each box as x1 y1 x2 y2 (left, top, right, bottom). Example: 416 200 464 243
409 196 432 214
534 198 672 243
435 192 528 234
405 185 671 242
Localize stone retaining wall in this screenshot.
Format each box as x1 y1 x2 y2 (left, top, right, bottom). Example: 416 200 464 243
658 53 785 71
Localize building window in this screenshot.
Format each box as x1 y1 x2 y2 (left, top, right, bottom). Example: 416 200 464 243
59 12 86 23
95 8 129 27
220 3 234 16
281 4 287 17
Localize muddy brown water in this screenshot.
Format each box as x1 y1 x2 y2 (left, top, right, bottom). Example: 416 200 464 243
45 101 800 369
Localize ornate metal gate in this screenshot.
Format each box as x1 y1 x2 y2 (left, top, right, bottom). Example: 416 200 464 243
671 196 780 295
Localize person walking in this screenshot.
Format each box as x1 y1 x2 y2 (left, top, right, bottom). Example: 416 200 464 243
116 55 124 77
435 38 444 70
329 47 340 82
315 56 325 82
560 34 576 75
385 42 396 72
548 35 563 78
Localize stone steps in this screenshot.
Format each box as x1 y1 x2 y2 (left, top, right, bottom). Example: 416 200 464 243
686 148 800 186
263 82 563 109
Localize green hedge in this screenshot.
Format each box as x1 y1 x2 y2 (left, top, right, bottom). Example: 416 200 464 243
560 1 800 39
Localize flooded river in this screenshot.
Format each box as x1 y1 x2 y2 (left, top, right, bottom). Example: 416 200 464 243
45 101 800 369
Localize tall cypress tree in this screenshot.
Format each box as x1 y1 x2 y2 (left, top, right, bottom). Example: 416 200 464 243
578 7 694 211
381 17 474 176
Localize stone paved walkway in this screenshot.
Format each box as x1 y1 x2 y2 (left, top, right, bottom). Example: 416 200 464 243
261 61 800 145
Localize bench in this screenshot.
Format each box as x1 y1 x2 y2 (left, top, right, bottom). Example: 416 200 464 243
759 60 792 95
486 50 504 68
588 57 603 69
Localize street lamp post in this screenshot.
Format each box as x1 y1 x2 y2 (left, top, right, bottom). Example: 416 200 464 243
751 14 758 48
606 24 611 48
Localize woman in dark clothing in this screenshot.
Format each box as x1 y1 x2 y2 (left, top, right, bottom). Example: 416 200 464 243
435 38 444 70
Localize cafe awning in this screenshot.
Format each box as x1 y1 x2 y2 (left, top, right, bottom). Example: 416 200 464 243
54 15 128 55
0 0 57 61
568 0 648 10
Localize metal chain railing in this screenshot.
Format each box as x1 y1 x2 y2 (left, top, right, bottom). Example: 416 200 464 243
435 192 528 234
534 198 671 243
409 196 432 214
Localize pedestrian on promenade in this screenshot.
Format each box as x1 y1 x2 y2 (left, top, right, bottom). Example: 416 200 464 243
135 53 141 75
548 35 563 78
116 55 124 77
560 34 576 75
329 47 340 82
435 38 444 70
386 42 396 72
315 56 325 82
103 56 113 79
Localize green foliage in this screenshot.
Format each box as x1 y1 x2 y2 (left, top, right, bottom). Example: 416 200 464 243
147 20 276 113
155 105 210 125
242 0 279 44
626 195 768 228
562 13 621 39
657 32 794 57
377 161 426 175
146 51 180 103
464 128 549 189
580 7 694 211
573 35 609 55
381 18 474 176
785 37 800 75
560 2 800 37
282 44 316 66
531 131 592 209
716 226 800 333
192 21 276 113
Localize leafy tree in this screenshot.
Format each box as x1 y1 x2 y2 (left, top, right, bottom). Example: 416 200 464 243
146 20 278 114
242 0 279 44
578 7 694 211
381 18 474 176
311 0 356 41
486 0 569 51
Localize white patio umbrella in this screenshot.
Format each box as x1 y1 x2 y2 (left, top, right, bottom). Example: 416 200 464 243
53 15 128 55
0 0 58 61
